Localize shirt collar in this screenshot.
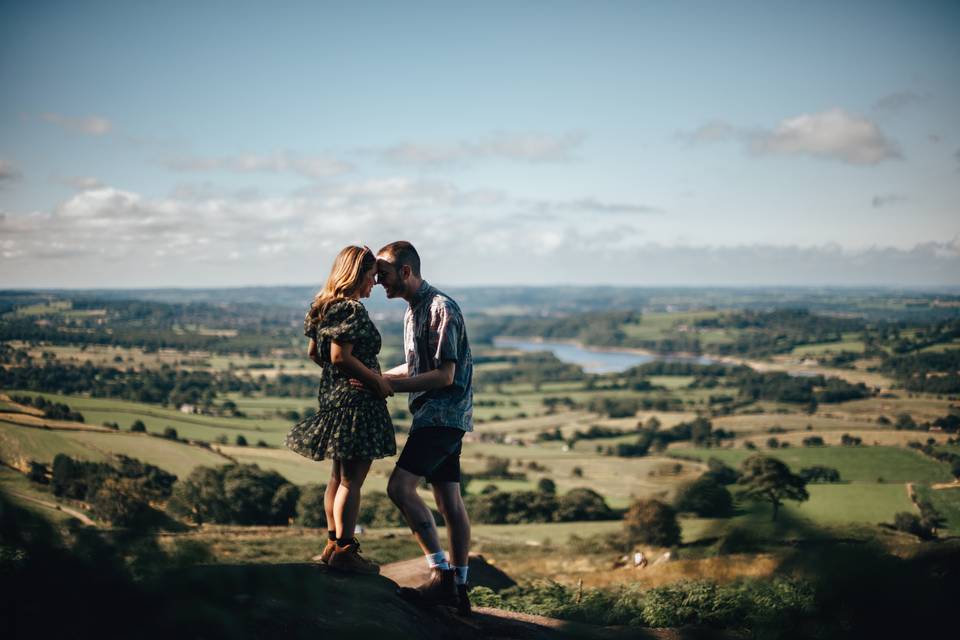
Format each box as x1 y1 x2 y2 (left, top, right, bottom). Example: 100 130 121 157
409 280 433 310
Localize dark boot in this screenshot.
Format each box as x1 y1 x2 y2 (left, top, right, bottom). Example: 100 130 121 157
455 583 471 616
398 567 456 607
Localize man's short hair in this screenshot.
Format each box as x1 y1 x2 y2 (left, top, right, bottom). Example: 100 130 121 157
378 241 421 277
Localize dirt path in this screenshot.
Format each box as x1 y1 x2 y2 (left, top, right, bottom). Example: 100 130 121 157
5 489 95 525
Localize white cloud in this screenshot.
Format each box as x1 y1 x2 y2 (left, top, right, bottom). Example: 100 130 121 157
381 131 585 167
750 108 900 165
165 151 353 179
681 109 900 165
40 112 112 135
0 158 21 185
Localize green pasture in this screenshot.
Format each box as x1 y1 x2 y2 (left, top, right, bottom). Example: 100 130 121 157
914 484 960 534
619 310 724 342
0 421 230 479
790 333 865 356
918 341 960 354
3 390 294 445
648 375 696 390
832 395 955 423
670 445 953 484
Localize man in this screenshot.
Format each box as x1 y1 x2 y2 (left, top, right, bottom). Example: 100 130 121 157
376 241 473 616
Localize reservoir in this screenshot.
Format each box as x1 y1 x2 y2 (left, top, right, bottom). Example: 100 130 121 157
493 337 720 374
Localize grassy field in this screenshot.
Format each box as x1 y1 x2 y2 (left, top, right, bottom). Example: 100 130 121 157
914 484 960 534
0 421 232 478
790 333 865 356
670 445 954 484
4 390 296 445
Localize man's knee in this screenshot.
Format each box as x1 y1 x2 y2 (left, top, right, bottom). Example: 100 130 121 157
387 472 413 506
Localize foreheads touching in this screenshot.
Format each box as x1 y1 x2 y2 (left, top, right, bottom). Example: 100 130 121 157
376 241 421 298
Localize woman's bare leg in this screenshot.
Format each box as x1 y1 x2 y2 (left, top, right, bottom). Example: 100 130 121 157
333 458 372 540
325 460 341 531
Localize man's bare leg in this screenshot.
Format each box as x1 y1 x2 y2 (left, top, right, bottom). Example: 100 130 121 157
432 482 470 567
387 465 443 554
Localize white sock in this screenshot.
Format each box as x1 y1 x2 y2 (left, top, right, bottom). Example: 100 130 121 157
426 551 449 570
453 565 469 585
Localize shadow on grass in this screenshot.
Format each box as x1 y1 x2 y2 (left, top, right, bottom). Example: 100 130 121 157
688 495 960 638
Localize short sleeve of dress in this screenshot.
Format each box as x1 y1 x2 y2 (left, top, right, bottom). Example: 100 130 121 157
318 299 366 344
304 311 317 339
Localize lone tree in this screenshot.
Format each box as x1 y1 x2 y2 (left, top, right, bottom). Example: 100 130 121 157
738 454 809 521
623 498 681 547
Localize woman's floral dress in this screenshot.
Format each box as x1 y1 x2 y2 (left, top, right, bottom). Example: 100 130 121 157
285 298 396 461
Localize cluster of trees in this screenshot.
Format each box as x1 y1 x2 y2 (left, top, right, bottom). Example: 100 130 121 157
799 465 842 483
10 394 84 422
472 456 528 480
0 360 323 408
881 349 960 394
474 352 585 386
167 464 299 525
41 454 177 526
466 486 615 524
607 417 734 458
730 368 871 406
693 309 864 357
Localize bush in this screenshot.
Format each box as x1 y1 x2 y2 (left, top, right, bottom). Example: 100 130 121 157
130 420 146 433
556 488 614 521
295 484 327 528
802 436 825 447
537 478 557 494
893 512 933 539
235 435 248 446
161 427 178 440
623 499 681 546
674 477 733 517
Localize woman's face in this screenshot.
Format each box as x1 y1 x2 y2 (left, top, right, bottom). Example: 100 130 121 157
354 263 377 298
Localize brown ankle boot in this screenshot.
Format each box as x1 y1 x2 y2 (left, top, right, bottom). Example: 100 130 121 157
398 567 456 606
311 539 337 564
328 539 380 575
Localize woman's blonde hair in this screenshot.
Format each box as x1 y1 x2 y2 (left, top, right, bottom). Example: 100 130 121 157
308 245 375 321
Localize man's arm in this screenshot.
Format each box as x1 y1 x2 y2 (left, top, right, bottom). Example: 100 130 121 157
389 360 455 393
383 362 408 377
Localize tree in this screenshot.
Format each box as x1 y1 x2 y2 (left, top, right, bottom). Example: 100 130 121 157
235 435 248 446
537 478 557 494
674 477 733 517
130 420 146 433
162 426 178 440
556 488 614 521
623 498 681 547
799 465 841 483
738 455 809 521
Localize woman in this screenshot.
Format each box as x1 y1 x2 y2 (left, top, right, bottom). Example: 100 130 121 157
286 245 395 574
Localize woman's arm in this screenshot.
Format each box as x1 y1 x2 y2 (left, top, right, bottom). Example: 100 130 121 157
330 340 393 399
307 338 323 366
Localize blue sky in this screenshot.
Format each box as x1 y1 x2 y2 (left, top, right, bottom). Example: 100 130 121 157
1 0 958 287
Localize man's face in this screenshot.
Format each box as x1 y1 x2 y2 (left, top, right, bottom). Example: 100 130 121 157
376 257 404 299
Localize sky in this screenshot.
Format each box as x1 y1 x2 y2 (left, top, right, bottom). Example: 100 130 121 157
1 0 959 288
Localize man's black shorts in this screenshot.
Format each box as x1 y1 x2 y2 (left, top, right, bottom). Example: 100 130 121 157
397 427 465 483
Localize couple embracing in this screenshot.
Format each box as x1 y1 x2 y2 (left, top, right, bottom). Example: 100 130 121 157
285 241 473 616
